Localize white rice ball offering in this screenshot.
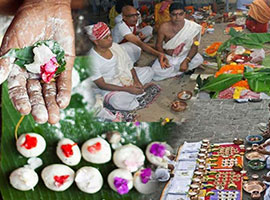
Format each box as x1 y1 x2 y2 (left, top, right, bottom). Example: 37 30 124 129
81 137 111 164
75 166 103 194
146 142 173 168
133 168 159 194
56 138 81 166
113 144 145 172
107 169 133 195
9 167 39 191
41 164 75 191
16 133 46 158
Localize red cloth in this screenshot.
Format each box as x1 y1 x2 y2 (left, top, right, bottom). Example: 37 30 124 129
86 22 110 41
246 18 268 33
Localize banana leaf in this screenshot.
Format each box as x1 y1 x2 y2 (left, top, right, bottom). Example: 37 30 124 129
200 73 243 92
218 28 270 53
0 56 173 199
262 55 270 67
244 68 270 92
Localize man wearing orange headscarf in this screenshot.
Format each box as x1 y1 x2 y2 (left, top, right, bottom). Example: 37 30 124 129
246 0 270 32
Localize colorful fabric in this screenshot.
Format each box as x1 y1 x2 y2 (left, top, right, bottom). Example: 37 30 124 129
109 6 119 29
154 1 171 30
248 0 270 23
85 22 110 41
246 17 269 33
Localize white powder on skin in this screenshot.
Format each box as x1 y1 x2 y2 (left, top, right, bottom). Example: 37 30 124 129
31 104 48 124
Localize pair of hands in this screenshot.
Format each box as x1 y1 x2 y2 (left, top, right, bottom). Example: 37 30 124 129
256 144 270 154
124 80 145 95
0 0 75 124
159 54 189 72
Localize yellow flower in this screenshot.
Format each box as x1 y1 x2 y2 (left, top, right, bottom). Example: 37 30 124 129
194 41 200 46
165 118 170 122
230 62 237 65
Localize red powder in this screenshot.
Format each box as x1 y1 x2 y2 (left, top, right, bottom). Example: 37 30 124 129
61 143 77 157
21 134 37 149
87 142 102 153
54 175 70 186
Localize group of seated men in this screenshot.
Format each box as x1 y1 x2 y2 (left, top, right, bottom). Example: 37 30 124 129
84 2 204 111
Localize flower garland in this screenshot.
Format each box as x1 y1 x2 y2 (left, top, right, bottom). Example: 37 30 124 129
215 64 255 89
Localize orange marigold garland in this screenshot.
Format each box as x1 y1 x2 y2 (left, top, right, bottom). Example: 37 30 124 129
215 64 255 89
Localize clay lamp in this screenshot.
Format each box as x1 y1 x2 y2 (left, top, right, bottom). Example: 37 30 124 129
194 171 203 178
197 159 205 166
252 144 259 151
192 178 201 186
202 139 210 144
177 90 192 101
188 191 198 200
201 143 209 149
171 100 187 112
232 164 243 172
246 147 252 152
199 148 207 154
198 153 206 160
251 174 259 180
190 184 200 194
233 138 244 145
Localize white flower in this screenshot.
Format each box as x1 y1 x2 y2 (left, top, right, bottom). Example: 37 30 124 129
25 44 56 74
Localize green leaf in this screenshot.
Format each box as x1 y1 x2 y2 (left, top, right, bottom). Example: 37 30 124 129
73 56 92 82
200 74 243 92
262 56 270 67
0 82 172 200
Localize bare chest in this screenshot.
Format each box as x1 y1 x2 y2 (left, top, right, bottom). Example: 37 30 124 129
164 26 183 43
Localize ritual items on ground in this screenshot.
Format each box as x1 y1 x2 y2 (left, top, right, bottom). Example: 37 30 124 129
56 138 81 166
160 140 248 200
75 166 103 194
243 179 266 199
16 133 46 158
245 151 266 161
41 164 75 191
177 90 192 101
246 135 264 145
204 42 223 57
171 100 187 112
247 160 266 171
113 144 145 172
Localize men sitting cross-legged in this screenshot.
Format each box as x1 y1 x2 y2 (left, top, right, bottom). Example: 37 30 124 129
112 5 169 67
152 2 204 81
85 22 154 111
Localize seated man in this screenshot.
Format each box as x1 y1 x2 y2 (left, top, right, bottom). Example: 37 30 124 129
152 2 203 81
246 0 270 33
112 5 168 66
85 22 154 111
154 0 173 31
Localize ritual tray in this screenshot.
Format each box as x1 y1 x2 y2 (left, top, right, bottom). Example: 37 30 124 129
243 180 266 194
245 151 265 161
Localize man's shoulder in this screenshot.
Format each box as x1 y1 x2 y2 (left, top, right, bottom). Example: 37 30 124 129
159 21 171 31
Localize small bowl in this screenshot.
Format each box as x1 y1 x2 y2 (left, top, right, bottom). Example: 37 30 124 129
233 138 244 145
177 90 192 101
171 100 187 112
248 160 266 171
246 135 263 145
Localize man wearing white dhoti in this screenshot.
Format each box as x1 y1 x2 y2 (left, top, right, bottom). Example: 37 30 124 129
112 5 169 67
152 2 204 81
85 22 154 111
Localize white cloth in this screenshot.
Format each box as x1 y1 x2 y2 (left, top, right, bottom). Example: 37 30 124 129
112 20 153 63
89 42 154 111
152 19 203 81
265 186 270 200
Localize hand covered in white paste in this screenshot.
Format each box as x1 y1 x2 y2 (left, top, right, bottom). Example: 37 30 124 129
0 0 75 124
